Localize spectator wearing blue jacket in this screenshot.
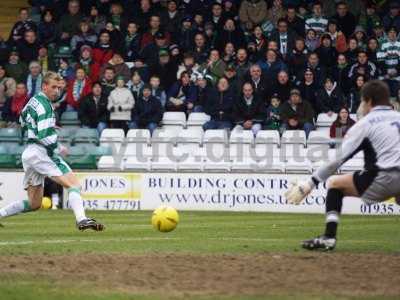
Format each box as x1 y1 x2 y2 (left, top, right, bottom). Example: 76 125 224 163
129 84 162 134
257 49 287 82
166 71 197 113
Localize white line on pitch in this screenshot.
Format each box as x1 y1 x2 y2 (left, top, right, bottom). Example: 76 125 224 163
0 237 181 246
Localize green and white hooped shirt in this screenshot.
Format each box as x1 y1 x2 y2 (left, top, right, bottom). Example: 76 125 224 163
20 92 58 157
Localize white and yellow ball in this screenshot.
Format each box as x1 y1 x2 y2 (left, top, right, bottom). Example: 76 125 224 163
41 197 52 209
151 206 179 232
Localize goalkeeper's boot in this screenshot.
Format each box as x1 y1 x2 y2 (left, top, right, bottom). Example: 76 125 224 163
77 218 105 231
302 235 336 251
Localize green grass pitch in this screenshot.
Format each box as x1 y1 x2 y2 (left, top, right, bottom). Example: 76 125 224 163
0 210 399 300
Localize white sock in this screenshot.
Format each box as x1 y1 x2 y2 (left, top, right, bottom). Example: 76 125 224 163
68 188 87 223
0 200 31 218
51 193 59 210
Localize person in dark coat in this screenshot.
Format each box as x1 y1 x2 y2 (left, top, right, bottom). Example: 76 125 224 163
16 30 40 64
160 0 183 43
286 5 305 38
316 77 345 115
296 68 320 113
243 64 269 103
330 53 351 95
166 71 197 113
192 33 210 65
332 1 357 38
280 88 315 137
269 18 297 60
298 52 327 87
268 70 294 103
78 82 109 134
256 49 288 83
128 84 162 134
140 31 170 69
347 74 365 114
177 17 197 53
216 19 246 52
8 8 37 46
203 77 235 130
315 34 338 71
123 21 141 62
149 50 179 92
288 38 308 81
233 82 266 136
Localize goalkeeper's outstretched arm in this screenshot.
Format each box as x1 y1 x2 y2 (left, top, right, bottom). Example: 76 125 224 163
285 120 368 204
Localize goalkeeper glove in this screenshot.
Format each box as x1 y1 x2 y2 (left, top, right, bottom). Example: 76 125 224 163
285 179 316 205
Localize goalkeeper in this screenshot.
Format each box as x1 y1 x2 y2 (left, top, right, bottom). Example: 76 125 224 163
285 80 400 251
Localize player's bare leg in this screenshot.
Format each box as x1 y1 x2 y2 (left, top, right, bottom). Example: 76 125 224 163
302 173 359 251
51 172 105 231
0 185 44 224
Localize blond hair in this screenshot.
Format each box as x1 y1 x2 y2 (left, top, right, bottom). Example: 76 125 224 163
43 71 62 84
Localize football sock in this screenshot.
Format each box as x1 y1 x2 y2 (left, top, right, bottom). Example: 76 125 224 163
0 200 32 218
51 193 59 210
68 187 87 223
324 188 343 238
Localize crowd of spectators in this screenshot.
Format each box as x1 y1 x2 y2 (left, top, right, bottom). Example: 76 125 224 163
1 0 400 137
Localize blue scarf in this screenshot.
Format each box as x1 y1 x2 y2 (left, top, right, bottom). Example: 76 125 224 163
27 74 42 98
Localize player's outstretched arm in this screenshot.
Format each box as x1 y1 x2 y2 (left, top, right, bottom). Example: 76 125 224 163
285 179 316 205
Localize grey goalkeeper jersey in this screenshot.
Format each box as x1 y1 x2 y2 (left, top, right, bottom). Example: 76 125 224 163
313 106 400 183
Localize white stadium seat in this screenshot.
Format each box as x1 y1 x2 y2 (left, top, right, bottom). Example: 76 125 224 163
152 128 180 144
316 127 331 134
231 156 258 172
177 156 204 171
97 156 117 170
203 157 231 171
123 156 151 171
255 130 280 145
311 149 341 171
257 158 285 173
100 129 125 143
307 144 333 161
229 129 254 159
229 143 253 159
253 144 281 161
151 156 178 171
203 129 229 160
307 130 332 145
281 130 306 146
186 112 211 127
203 129 228 144
317 113 337 127
177 127 203 144
285 158 313 174
161 112 186 127
281 143 307 161
124 143 153 157
230 129 254 144
126 129 151 144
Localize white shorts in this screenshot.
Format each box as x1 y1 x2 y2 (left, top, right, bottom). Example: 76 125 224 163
22 144 71 189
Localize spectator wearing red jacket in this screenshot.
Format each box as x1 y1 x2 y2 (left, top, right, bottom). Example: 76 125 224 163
66 67 92 111
92 30 113 66
3 82 28 126
140 15 171 50
329 107 356 138
75 45 101 82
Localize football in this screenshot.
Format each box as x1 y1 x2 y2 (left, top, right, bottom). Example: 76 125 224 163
151 206 179 232
41 197 52 209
